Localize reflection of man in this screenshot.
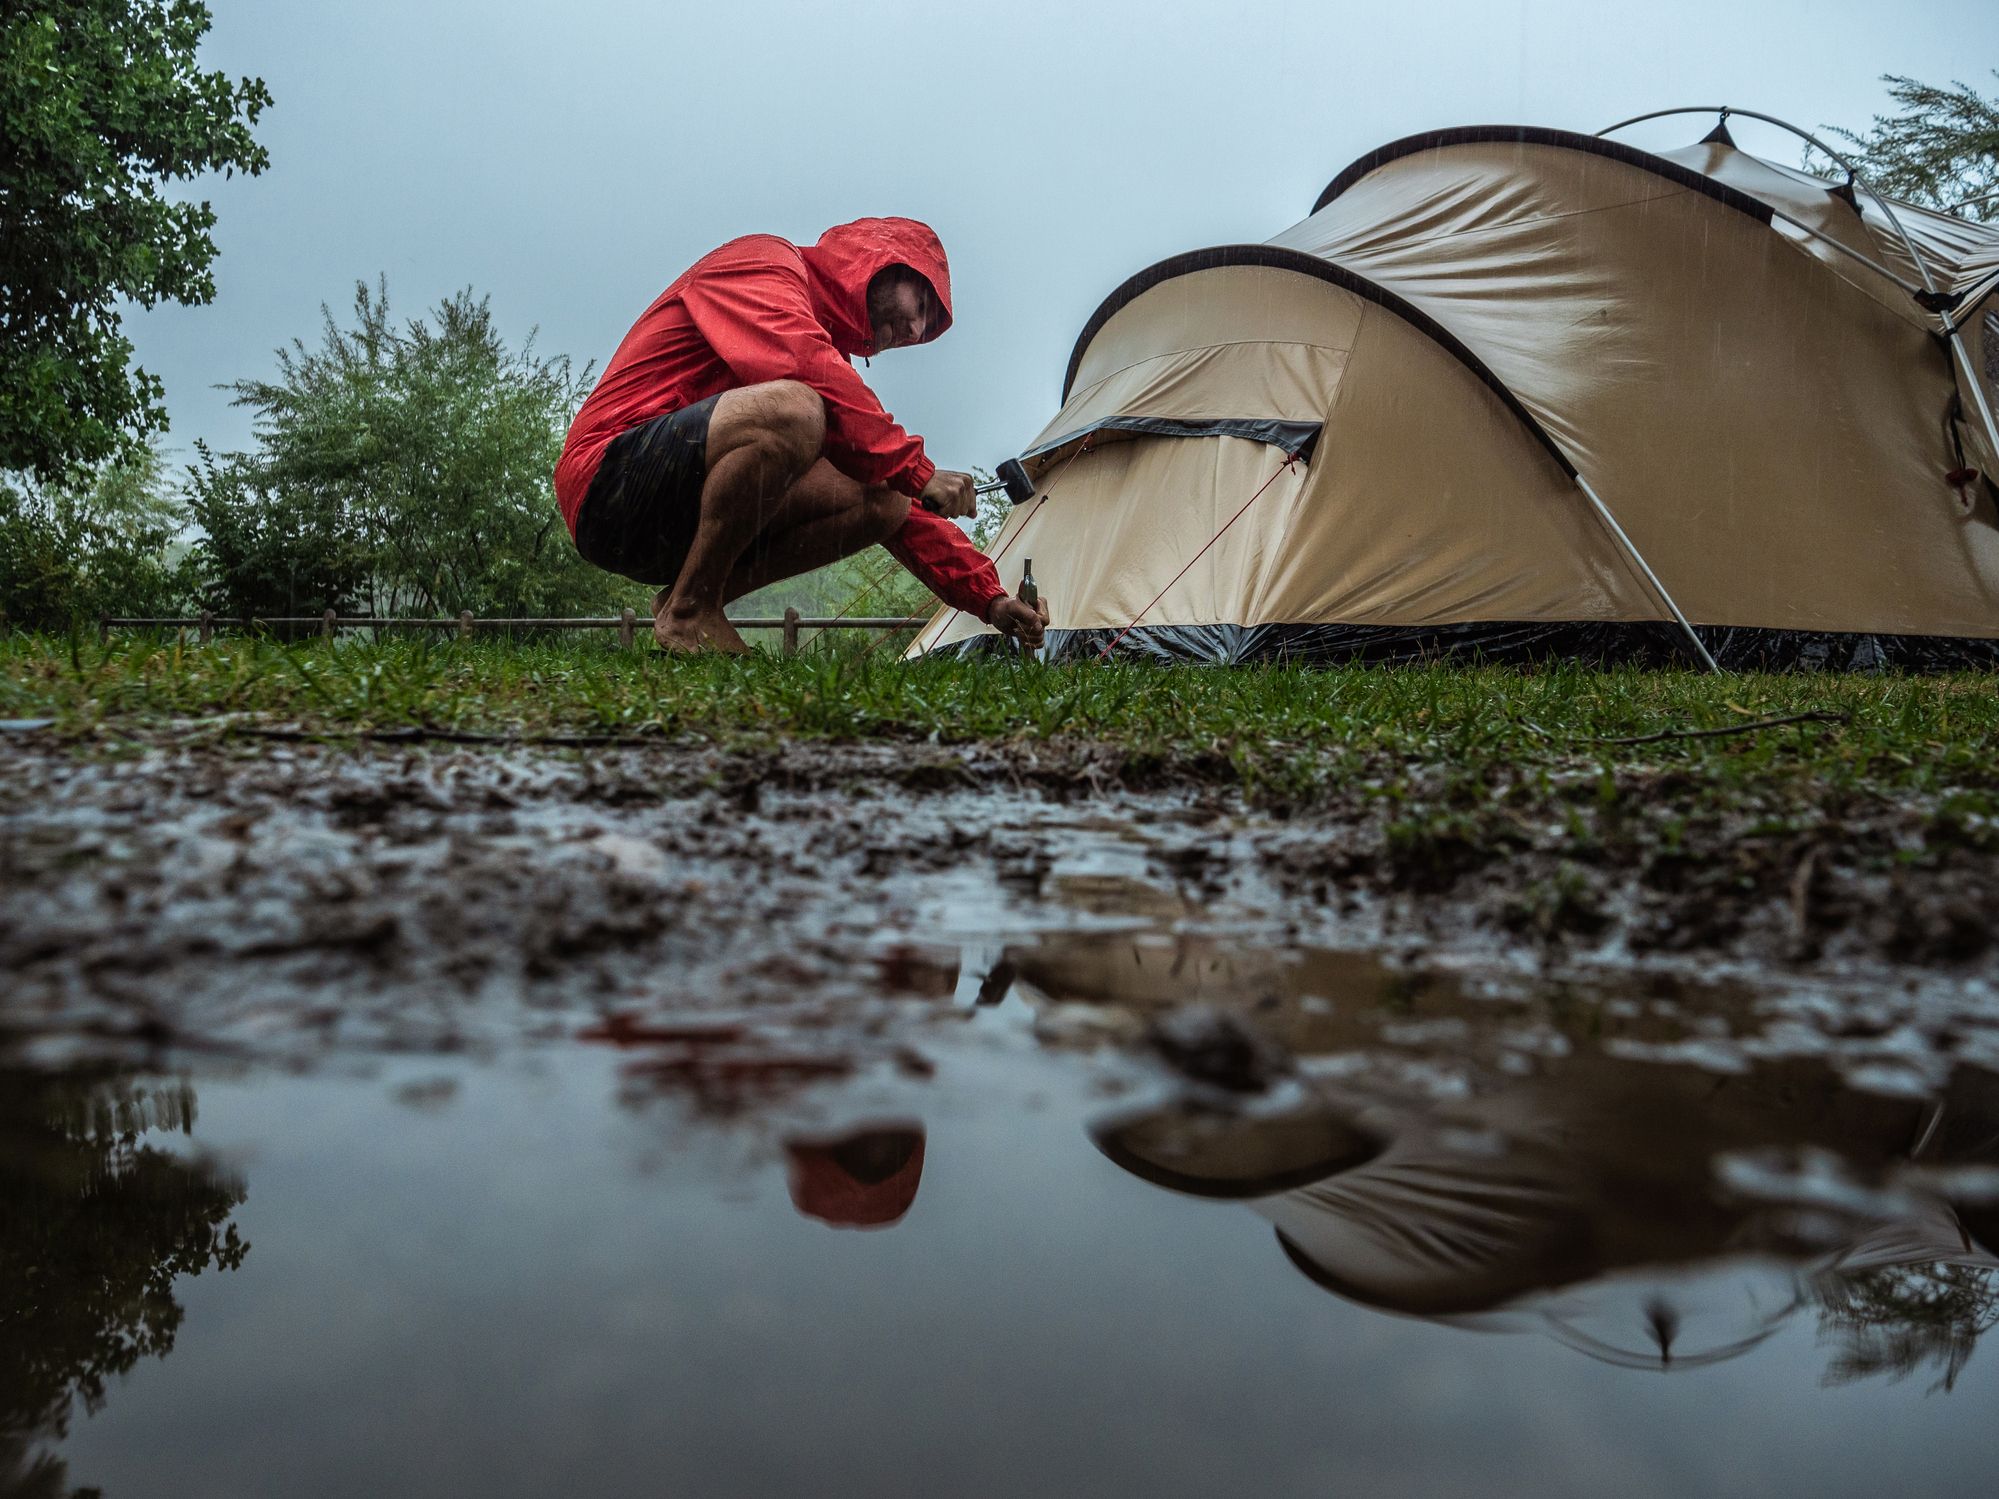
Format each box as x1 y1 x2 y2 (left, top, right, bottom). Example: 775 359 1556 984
555 218 1048 655
785 1124 926 1230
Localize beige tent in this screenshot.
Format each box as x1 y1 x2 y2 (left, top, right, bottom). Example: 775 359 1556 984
914 115 1999 668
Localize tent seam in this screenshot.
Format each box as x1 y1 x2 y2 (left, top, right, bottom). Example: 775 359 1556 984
1068 338 1354 400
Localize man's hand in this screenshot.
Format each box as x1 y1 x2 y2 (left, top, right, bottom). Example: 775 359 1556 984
987 595 1049 649
920 469 976 520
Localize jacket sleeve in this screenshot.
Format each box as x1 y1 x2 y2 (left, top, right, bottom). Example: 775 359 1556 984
883 507 1008 619
680 249 936 497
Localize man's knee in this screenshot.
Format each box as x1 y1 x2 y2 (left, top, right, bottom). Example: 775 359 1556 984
752 380 825 468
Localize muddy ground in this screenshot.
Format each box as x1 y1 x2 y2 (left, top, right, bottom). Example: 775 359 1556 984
4 731 1996 1077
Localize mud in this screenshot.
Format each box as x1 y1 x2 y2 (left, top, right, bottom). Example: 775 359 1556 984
2 733 1994 1076
9 733 1999 1497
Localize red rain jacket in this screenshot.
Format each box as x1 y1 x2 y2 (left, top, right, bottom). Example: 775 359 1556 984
555 217 1005 619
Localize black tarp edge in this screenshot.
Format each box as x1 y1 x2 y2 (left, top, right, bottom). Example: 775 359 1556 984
1308 124 1781 223
926 620 1999 673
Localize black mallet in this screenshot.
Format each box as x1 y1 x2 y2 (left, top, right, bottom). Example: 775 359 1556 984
974 458 1036 506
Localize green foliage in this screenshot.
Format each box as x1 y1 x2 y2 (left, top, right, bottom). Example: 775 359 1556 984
0 445 192 629
187 279 643 620
0 1 271 481
182 434 370 619
1825 73 1999 220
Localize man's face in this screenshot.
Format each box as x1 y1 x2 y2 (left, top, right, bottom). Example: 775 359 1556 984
868 273 935 352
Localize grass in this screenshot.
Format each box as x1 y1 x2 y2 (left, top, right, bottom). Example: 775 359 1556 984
4 629 1995 805
8 630 1998 952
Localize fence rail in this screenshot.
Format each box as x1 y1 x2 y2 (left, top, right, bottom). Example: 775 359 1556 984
96 608 931 655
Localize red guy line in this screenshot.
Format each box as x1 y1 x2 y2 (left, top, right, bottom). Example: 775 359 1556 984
1093 452 1300 663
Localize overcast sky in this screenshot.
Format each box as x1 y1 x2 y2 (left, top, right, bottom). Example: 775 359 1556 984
131 0 1999 479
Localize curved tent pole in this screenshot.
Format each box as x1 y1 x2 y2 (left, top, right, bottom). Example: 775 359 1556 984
1601 107 1999 471
1599 105 1941 291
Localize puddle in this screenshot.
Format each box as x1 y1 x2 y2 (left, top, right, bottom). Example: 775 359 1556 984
8 943 1999 1497
5 746 1999 1494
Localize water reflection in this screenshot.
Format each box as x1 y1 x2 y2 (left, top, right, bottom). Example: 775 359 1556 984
785 1124 927 1230
0 1065 247 1497
978 930 1999 1386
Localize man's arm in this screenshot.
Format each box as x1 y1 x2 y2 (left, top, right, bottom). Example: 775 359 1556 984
681 247 936 497
882 507 1009 621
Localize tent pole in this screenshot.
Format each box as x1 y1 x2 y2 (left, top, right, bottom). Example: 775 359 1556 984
1741 202 1999 471
1948 335 1999 472
1762 205 1926 296
1573 475 1721 672
1599 106 1945 299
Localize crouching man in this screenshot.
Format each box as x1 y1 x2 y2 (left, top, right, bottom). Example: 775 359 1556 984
554 216 1047 655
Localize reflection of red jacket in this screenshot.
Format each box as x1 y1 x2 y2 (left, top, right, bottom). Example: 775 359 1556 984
786 1126 926 1229
555 217 1005 618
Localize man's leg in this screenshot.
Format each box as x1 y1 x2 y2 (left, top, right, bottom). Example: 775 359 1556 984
654 380 827 653
721 461 911 603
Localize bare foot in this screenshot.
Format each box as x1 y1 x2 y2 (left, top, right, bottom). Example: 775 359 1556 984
654 609 751 655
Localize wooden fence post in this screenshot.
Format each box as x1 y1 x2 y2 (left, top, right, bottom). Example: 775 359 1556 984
98 614 109 646
782 606 801 657
619 607 635 649
198 610 213 644
458 610 474 642
323 608 337 640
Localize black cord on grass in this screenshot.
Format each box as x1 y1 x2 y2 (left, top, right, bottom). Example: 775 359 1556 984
1523 710 1850 747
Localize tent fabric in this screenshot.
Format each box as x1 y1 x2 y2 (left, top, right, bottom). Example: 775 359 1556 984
912 122 1999 667
913 266 1664 657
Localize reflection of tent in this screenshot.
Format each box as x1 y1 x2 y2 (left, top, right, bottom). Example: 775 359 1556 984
916 115 1999 668
1092 1057 1999 1372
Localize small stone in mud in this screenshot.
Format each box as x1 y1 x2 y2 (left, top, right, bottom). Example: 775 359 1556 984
1144 1005 1292 1093
393 1076 460 1110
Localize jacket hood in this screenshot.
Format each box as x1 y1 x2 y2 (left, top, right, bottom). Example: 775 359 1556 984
799 216 954 359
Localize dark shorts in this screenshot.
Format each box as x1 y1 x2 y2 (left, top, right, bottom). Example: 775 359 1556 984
573 394 720 585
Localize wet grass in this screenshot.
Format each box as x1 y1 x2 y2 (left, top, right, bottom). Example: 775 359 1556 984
4 630 1994 805
7 630 1998 959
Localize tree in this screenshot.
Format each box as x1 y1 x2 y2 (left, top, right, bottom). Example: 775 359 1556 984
182 436 370 620
1825 73 1999 221
0 1067 247 1496
188 279 640 620
0 1 271 483
0 444 193 629
1815 1260 1999 1394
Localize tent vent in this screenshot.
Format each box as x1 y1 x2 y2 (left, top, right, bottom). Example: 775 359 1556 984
1023 416 1323 467
1826 178 1861 213
1699 117 1736 147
